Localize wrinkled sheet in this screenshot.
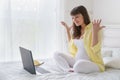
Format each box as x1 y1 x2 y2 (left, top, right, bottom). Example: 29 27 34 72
0 59 120 80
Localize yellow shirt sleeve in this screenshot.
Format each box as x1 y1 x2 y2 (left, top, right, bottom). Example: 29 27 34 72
91 30 102 54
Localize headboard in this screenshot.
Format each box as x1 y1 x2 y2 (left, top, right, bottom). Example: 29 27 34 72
102 25 120 48
102 25 120 58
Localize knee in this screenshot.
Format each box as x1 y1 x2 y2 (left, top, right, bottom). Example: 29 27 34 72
73 60 89 73
73 60 84 72
73 60 99 73
53 51 62 59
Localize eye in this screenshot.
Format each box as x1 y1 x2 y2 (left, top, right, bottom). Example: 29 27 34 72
75 17 78 18
75 16 79 18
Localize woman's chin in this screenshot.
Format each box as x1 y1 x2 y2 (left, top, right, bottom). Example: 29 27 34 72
75 23 81 26
76 24 81 26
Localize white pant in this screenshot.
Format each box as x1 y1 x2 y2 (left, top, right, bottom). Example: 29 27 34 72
54 52 99 73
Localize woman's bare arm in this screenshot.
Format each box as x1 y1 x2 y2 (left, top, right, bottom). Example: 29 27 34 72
61 21 72 42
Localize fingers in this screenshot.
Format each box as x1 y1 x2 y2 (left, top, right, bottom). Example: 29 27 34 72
92 19 96 24
100 26 105 30
92 19 101 24
97 19 101 24
61 21 65 25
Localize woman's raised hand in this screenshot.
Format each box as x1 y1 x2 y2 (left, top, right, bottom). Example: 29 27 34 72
61 21 72 31
92 19 105 33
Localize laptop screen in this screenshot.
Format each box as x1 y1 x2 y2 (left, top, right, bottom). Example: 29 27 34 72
19 47 36 74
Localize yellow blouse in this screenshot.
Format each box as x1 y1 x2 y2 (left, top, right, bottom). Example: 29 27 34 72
68 23 105 72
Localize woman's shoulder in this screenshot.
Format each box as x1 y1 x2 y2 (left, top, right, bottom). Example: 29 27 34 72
85 22 92 30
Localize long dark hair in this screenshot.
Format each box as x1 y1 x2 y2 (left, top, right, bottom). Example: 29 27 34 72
70 5 90 39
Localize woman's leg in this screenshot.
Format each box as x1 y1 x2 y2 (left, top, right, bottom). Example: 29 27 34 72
54 51 75 71
73 59 99 73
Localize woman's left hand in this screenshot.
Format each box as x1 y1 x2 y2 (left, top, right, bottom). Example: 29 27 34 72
92 19 105 33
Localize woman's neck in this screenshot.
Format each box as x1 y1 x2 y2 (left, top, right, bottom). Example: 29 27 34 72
81 23 86 29
81 24 86 33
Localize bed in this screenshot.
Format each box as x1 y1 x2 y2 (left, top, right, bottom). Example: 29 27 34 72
0 58 120 80
1 25 120 80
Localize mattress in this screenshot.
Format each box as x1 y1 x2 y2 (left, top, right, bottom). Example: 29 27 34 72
0 58 120 80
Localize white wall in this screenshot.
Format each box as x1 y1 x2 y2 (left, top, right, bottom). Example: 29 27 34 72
93 0 120 25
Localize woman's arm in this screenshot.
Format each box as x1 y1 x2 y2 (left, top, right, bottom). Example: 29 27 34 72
61 21 72 42
92 31 98 47
92 19 105 47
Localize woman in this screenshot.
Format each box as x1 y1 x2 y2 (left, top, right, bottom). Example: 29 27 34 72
54 5 105 73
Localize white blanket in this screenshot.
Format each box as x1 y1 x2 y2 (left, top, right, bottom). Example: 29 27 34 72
0 59 120 80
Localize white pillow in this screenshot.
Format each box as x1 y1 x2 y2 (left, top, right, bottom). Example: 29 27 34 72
101 50 112 57
112 49 120 57
103 57 120 69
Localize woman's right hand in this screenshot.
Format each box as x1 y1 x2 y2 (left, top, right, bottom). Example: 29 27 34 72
61 21 71 31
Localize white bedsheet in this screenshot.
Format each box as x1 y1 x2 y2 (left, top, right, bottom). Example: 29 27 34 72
0 59 120 80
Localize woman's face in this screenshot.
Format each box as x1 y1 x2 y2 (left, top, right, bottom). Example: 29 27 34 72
72 14 84 26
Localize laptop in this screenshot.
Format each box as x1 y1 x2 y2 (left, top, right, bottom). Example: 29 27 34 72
19 47 50 75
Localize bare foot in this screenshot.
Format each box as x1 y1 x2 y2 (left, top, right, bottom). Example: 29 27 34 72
68 69 74 72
